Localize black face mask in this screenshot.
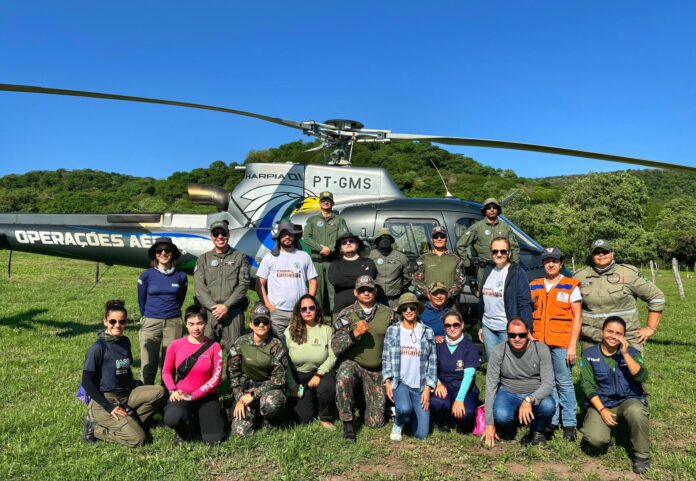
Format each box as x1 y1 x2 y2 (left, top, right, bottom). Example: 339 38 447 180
377 238 392 253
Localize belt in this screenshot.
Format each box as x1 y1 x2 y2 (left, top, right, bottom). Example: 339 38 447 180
582 308 637 319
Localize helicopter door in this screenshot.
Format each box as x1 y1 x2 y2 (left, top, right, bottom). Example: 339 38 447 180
383 218 439 259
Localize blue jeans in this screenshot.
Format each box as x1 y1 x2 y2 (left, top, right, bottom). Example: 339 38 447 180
393 383 430 439
549 346 577 427
481 324 507 362
493 388 555 433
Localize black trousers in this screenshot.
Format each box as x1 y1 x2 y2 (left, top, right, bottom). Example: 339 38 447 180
289 370 336 424
163 394 226 444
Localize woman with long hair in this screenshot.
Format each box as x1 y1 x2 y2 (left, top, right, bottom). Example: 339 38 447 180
81 300 166 447
162 305 226 445
137 237 188 384
283 294 336 428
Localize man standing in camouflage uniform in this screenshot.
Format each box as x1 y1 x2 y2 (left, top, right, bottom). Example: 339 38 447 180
194 220 251 351
456 198 520 290
332 275 395 442
369 228 411 309
303 191 349 315
412 226 466 303
228 304 288 436
574 239 665 353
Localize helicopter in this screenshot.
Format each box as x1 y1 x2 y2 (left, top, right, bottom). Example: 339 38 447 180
1 83 695 311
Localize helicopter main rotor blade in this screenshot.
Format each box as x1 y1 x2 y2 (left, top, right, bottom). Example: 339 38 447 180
0 83 307 131
387 133 696 173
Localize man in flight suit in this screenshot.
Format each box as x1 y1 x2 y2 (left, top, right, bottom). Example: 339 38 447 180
303 191 349 315
194 220 251 351
456 198 520 291
369 228 411 308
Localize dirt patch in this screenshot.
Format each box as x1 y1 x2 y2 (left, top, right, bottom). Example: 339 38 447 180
506 458 639 481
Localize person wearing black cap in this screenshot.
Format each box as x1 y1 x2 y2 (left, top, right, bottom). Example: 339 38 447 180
412 226 466 303
138 237 188 385
574 239 665 353
194 220 251 352
257 221 318 337
369 227 411 309
303 191 349 314
456 197 520 291
328 231 378 316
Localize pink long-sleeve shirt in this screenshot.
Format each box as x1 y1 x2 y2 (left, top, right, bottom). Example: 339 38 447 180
162 337 223 400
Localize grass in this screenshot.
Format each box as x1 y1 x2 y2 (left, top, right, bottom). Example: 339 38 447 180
0 251 694 481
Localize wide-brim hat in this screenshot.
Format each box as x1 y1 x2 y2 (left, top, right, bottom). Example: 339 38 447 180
395 292 425 314
335 231 362 251
481 198 502 214
272 220 303 240
148 237 181 260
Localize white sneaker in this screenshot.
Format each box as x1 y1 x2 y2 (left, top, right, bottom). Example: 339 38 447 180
390 423 403 442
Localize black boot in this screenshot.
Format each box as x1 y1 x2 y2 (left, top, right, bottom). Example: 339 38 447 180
563 427 577 442
343 421 356 443
83 415 97 443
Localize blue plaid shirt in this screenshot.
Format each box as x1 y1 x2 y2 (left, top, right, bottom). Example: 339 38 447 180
382 322 438 390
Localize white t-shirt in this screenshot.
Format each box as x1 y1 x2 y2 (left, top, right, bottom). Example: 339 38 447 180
481 264 510 332
257 249 318 311
399 323 423 389
544 275 582 303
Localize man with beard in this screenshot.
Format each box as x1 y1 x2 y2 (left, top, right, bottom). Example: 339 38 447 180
257 221 318 337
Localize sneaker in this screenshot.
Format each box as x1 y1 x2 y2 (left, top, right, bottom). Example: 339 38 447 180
82 415 97 443
522 431 547 446
343 421 356 443
390 423 403 442
563 427 577 442
632 457 651 475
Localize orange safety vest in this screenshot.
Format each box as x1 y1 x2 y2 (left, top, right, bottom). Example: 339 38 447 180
530 276 580 348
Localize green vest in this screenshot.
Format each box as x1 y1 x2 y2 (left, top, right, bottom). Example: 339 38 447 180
420 252 459 289
238 341 274 382
345 307 391 370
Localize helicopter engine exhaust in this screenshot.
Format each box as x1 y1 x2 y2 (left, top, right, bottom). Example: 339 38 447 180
187 183 230 212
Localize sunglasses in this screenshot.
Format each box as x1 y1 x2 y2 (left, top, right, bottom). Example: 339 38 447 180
155 248 172 254
357 287 374 294
252 318 271 326
432 234 447 240
107 319 127 326
507 332 528 339
593 250 611 256
300 305 316 313
400 305 418 313
485 205 499 210
341 239 356 245
211 231 228 238
444 322 462 330
492 249 509 256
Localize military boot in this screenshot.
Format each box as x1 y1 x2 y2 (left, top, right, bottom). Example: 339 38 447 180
343 421 356 443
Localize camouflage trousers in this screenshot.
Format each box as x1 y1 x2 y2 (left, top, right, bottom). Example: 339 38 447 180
230 389 286 437
335 360 386 428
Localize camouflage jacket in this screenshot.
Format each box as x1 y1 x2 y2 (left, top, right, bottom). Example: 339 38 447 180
412 250 466 300
228 333 288 399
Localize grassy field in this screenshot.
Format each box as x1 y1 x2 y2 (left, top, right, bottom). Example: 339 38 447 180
0 251 694 481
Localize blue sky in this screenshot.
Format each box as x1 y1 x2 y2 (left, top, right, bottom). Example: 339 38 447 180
1 1 695 179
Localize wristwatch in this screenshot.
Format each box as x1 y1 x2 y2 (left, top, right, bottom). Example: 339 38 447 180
524 396 535 405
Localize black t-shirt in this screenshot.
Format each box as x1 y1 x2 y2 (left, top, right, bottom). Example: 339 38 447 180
82 335 134 393
328 257 378 314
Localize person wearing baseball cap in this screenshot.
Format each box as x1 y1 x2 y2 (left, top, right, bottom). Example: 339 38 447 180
194 220 251 353
369 228 410 309
328 232 378 316
303 191 349 314
456 197 520 292
331 275 396 442
256 221 317 337
228 302 288 436
529 247 582 441
412 226 466 303
574 239 665 354
137 236 188 385
383 292 437 441
420 281 457 342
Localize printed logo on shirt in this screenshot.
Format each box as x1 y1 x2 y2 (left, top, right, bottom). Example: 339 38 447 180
276 270 301 279
556 292 569 302
313 338 320 345
377 258 384 265
211 260 220 267
171 283 180 288
484 229 491 235
316 221 324 228
223 260 235 266
400 346 419 357
115 357 131 375
456 360 464 371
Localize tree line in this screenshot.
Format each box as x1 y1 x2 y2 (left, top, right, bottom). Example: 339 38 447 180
1 140 695 264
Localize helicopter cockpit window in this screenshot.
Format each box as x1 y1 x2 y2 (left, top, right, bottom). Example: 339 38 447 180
383 219 439 257
454 217 477 238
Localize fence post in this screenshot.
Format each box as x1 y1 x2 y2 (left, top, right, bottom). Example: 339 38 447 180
649 260 656 284
7 250 12 279
571 256 576 273
672 258 685 299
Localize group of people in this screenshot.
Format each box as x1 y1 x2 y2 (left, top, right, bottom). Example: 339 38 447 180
79 194 664 475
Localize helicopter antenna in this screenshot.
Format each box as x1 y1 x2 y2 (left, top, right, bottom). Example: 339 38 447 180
500 189 520 206
429 159 454 198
